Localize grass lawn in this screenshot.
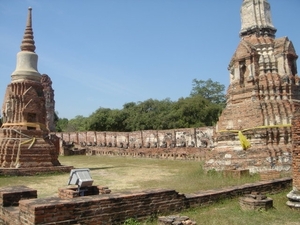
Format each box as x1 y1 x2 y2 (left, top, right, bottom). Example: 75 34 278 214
0 155 297 224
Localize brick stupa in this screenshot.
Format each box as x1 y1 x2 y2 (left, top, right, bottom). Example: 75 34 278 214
206 0 299 172
0 8 72 174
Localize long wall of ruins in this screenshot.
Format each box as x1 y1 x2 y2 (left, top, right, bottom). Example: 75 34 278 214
54 126 215 160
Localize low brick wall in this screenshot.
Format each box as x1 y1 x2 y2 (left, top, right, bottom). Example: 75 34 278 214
0 178 292 225
223 169 250 178
260 171 281 181
0 166 73 176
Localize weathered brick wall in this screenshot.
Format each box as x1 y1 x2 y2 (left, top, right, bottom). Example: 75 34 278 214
206 126 293 172
87 146 207 161
0 166 72 176
0 178 291 225
19 189 187 225
260 171 281 181
68 132 76 143
78 132 87 145
41 74 55 132
54 124 295 173
128 131 142 148
185 178 291 208
58 186 111 199
55 127 214 149
53 127 215 160
86 131 96 144
291 108 300 190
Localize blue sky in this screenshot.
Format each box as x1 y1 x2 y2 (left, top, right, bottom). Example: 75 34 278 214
0 0 299 119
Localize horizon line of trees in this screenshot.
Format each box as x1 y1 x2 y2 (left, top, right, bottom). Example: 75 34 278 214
55 78 226 132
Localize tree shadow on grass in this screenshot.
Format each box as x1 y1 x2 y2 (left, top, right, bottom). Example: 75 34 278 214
88 166 128 171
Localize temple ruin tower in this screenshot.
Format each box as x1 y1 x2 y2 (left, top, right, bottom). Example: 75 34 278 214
206 0 299 172
0 8 61 168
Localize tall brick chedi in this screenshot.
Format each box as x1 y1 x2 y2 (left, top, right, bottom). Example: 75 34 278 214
0 8 61 168
206 0 299 172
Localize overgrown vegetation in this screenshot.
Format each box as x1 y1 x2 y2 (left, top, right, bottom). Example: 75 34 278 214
55 79 226 132
123 218 141 225
0 155 263 197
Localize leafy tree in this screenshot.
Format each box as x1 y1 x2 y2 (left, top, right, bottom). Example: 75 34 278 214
56 79 225 132
68 115 88 132
190 78 226 105
55 117 69 132
87 107 125 131
122 98 174 131
171 95 219 128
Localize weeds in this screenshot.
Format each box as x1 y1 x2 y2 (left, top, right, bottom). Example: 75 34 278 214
123 218 140 225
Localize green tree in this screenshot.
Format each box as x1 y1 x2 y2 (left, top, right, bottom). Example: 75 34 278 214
172 96 209 128
190 78 226 105
56 79 225 131
68 115 88 132
87 107 125 131
55 117 69 132
122 98 174 131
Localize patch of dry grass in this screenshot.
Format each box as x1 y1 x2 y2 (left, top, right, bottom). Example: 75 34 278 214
0 155 262 198
0 155 295 224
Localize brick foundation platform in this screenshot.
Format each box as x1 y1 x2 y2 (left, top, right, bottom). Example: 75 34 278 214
0 178 291 225
223 169 250 178
239 192 273 211
0 166 73 176
260 171 281 181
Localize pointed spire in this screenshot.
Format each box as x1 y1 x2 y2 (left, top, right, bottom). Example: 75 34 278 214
240 0 276 37
20 7 36 52
11 7 40 82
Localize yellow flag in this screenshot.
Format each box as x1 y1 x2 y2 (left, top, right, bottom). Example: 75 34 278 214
238 131 251 150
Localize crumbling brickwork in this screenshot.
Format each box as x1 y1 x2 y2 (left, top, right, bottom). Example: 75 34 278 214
0 8 66 172
55 127 214 161
291 108 300 190
206 0 299 172
0 81 59 168
0 178 291 225
41 74 55 132
286 105 300 209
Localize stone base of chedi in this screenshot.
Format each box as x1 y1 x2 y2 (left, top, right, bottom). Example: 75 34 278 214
0 122 72 175
239 192 273 211
286 189 300 210
0 129 58 168
0 128 72 175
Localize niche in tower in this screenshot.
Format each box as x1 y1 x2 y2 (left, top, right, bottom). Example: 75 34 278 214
239 60 246 87
27 112 37 130
288 55 298 77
